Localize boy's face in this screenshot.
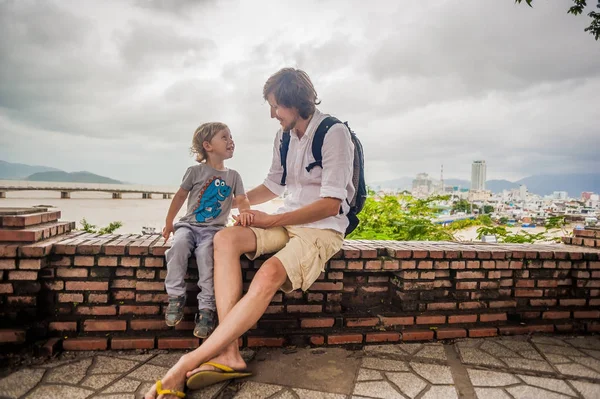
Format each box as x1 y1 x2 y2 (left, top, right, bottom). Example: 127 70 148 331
267 93 299 132
205 128 234 160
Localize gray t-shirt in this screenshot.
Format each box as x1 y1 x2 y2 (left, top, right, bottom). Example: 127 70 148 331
178 164 245 227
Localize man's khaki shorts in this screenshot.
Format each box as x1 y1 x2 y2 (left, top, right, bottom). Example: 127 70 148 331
246 226 344 293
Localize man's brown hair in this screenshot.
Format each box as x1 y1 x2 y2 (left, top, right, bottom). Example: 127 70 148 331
263 68 321 119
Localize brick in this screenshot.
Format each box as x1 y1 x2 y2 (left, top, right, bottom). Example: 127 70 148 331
39 337 62 357
112 279 136 289
380 316 414 326
0 259 17 269
157 337 200 349
436 328 467 339
43 281 64 290
383 260 399 270
360 286 388 293
58 293 84 303
527 324 554 333
457 271 485 279
329 260 346 269
515 289 543 297
51 256 72 267
543 311 570 319
347 261 363 270
451 261 466 270
310 335 325 345
574 311 600 318
328 272 343 280
111 337 155 350
346 317 379 327
113 290 135 301
402 330 434 341
457 282 477 290
418 261 433 269
480 313 507 322
56 268 88 278
530 299 557 306
499 326 529 335
75 306 117 316
63 337 107 351
97 256 118 267
247 337 286 347
136 281 164 291
49 322 77 331
83 320 126 332
287 305 322 313
130 320 170 331
144 257 164 267
88 293 108 303
427 302 456 310
365 260 382 270
121 257 141 267
136 293 168 302
327 334 363 345
119 305 160 315
74 256 94 266
136 270 155 279
300 318 335 328
448 315 478 323
8 271 38 280
66 281 108 291
416 316 445 325
115 268 134 277
400 260 416 270
366 332 401 343
469 327 497 337
0 283 13 294
310 282 343 291
18 259 42 270
459 302 486 310
265 306 284 314
7 296 36 305
0 329 26 343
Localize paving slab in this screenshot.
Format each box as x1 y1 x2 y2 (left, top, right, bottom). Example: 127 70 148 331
0 336 600 399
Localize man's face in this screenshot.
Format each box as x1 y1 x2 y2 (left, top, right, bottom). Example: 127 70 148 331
267 92 298 132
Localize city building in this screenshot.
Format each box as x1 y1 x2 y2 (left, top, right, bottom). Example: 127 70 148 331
471 160 486 191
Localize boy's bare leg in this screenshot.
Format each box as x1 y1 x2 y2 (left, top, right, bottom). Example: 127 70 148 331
144 226 288 399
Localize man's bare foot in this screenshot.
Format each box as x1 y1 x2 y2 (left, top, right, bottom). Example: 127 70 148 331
186 352 247 377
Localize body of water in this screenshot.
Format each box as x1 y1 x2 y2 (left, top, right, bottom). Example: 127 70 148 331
1 191 283 234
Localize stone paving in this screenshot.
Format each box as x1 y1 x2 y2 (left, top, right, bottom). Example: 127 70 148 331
2 336 600 398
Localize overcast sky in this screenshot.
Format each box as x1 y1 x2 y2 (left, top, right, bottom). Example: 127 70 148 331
1 0 599 188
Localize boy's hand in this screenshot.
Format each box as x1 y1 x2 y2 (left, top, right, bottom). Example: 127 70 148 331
233 211 254 227
237 210 277 229
162 222 174 242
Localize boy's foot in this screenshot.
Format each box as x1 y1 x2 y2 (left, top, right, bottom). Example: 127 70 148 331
193 308 216 338
165 295 186 327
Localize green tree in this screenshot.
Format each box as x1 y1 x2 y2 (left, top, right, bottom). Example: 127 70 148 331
452 199 471 214
516 0 600 40
80 218 123 234
482 205 495 214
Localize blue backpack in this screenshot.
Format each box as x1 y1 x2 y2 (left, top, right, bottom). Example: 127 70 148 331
279 116 367 236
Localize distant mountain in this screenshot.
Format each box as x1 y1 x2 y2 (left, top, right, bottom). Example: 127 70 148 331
26 171 122 184
517 173 600 197
0 160 61 179
486 179 519 193
367 173 600 197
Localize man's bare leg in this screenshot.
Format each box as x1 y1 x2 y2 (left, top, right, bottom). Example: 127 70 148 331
144 256 287 399
191 226 256 372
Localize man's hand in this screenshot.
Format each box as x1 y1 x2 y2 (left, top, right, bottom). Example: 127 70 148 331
235 210 277 229
232 211 255 227
162 222 174 242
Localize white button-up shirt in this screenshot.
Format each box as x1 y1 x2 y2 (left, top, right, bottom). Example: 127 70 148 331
263 109 355 234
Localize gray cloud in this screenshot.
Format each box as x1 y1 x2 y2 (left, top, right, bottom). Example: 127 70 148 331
1 0 598 188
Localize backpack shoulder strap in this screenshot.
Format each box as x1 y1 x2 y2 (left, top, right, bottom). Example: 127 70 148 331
279 131 291 186
306 116 341 173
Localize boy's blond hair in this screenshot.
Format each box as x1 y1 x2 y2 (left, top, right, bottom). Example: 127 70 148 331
191 122 228 163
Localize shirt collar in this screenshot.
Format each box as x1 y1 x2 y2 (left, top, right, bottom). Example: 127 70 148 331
292 108 323 140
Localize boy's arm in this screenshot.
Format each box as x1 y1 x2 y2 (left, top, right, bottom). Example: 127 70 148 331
235 194 251 211
163 187 189 240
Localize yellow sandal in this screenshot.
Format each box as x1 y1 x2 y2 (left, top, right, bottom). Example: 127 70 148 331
156 380 186 398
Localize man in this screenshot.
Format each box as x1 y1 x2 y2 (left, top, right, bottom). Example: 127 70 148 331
145 68 355 398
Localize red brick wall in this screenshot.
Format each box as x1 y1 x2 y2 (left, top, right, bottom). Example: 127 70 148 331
1 232 600 349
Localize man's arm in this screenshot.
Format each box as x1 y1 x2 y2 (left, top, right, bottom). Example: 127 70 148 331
246 184 279 206
248 197 341 229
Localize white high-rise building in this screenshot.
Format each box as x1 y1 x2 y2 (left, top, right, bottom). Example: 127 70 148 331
471 160 486 191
